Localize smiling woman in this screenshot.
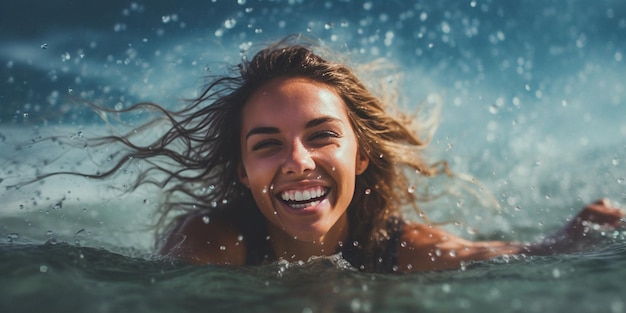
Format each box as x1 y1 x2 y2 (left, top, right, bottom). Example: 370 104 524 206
20 35 625 273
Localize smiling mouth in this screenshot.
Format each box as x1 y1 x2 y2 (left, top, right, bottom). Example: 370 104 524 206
278 186 329 209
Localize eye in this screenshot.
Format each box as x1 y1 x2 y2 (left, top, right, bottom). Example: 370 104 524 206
310 130 340 141
251 139 281 151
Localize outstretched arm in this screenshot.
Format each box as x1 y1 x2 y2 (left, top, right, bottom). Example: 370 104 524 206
397 199 624 272
527 198 623 254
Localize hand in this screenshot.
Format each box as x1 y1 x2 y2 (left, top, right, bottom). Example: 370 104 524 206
563 198 624 240
529 199 624 255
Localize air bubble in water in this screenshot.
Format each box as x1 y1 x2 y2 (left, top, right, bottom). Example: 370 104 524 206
202 216 210 224
364 189 371 195
618 177 624 184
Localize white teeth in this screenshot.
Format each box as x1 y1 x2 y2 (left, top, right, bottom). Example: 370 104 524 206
289 200 321 209
280 187 327 202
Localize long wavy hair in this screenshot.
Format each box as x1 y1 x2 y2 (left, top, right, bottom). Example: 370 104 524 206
18 36 451 269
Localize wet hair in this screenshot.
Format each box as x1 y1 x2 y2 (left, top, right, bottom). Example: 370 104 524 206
20 35 450 270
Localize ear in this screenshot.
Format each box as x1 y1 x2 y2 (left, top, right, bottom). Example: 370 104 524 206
237 162 250 187
355 150 369 175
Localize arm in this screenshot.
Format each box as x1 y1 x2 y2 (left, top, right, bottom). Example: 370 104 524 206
397 199 623 272
158 212 247 265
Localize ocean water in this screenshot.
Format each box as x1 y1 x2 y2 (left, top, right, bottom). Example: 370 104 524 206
1 0 625 312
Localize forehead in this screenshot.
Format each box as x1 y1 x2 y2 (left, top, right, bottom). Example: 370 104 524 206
241 77 348 124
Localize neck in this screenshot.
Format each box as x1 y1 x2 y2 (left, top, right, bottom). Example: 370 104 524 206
267 214 349 263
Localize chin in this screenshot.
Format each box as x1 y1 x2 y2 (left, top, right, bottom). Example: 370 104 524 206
285 225 330 242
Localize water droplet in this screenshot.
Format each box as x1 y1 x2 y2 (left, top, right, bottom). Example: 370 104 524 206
237 0 246 4
40 43 48 49
442 283 451 293
219 245 226 251
7 233 19 243
202 216 210 224
161 15 171 23
489 105 498 114
262 186 268 194
364 189 371 195
224 18 237 29
350 298 362 312
400 241 407 247
352 241 359 247
407 185 416 194
324 22 333 30
449 250 457 257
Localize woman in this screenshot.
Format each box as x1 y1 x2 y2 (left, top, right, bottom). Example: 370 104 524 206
25 36 623 273
151 37 623 273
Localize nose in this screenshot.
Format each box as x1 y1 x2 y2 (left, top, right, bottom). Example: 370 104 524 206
282 139 315 175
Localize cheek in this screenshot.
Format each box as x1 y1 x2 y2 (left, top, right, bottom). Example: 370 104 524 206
243 159 275 193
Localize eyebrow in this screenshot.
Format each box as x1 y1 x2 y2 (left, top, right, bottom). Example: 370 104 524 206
245 117 341 140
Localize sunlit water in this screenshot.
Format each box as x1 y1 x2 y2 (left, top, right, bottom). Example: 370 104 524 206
1 0 625 312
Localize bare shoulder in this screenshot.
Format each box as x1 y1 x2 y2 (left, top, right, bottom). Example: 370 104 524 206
158 211 247 265
397 221 522 272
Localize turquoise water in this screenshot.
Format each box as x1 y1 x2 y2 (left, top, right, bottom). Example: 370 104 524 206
1 0 626 312
2 239 626 313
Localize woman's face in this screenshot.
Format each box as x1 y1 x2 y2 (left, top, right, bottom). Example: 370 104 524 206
238 77 369 242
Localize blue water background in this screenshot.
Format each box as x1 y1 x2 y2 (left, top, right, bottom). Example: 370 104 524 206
1 0 625 312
